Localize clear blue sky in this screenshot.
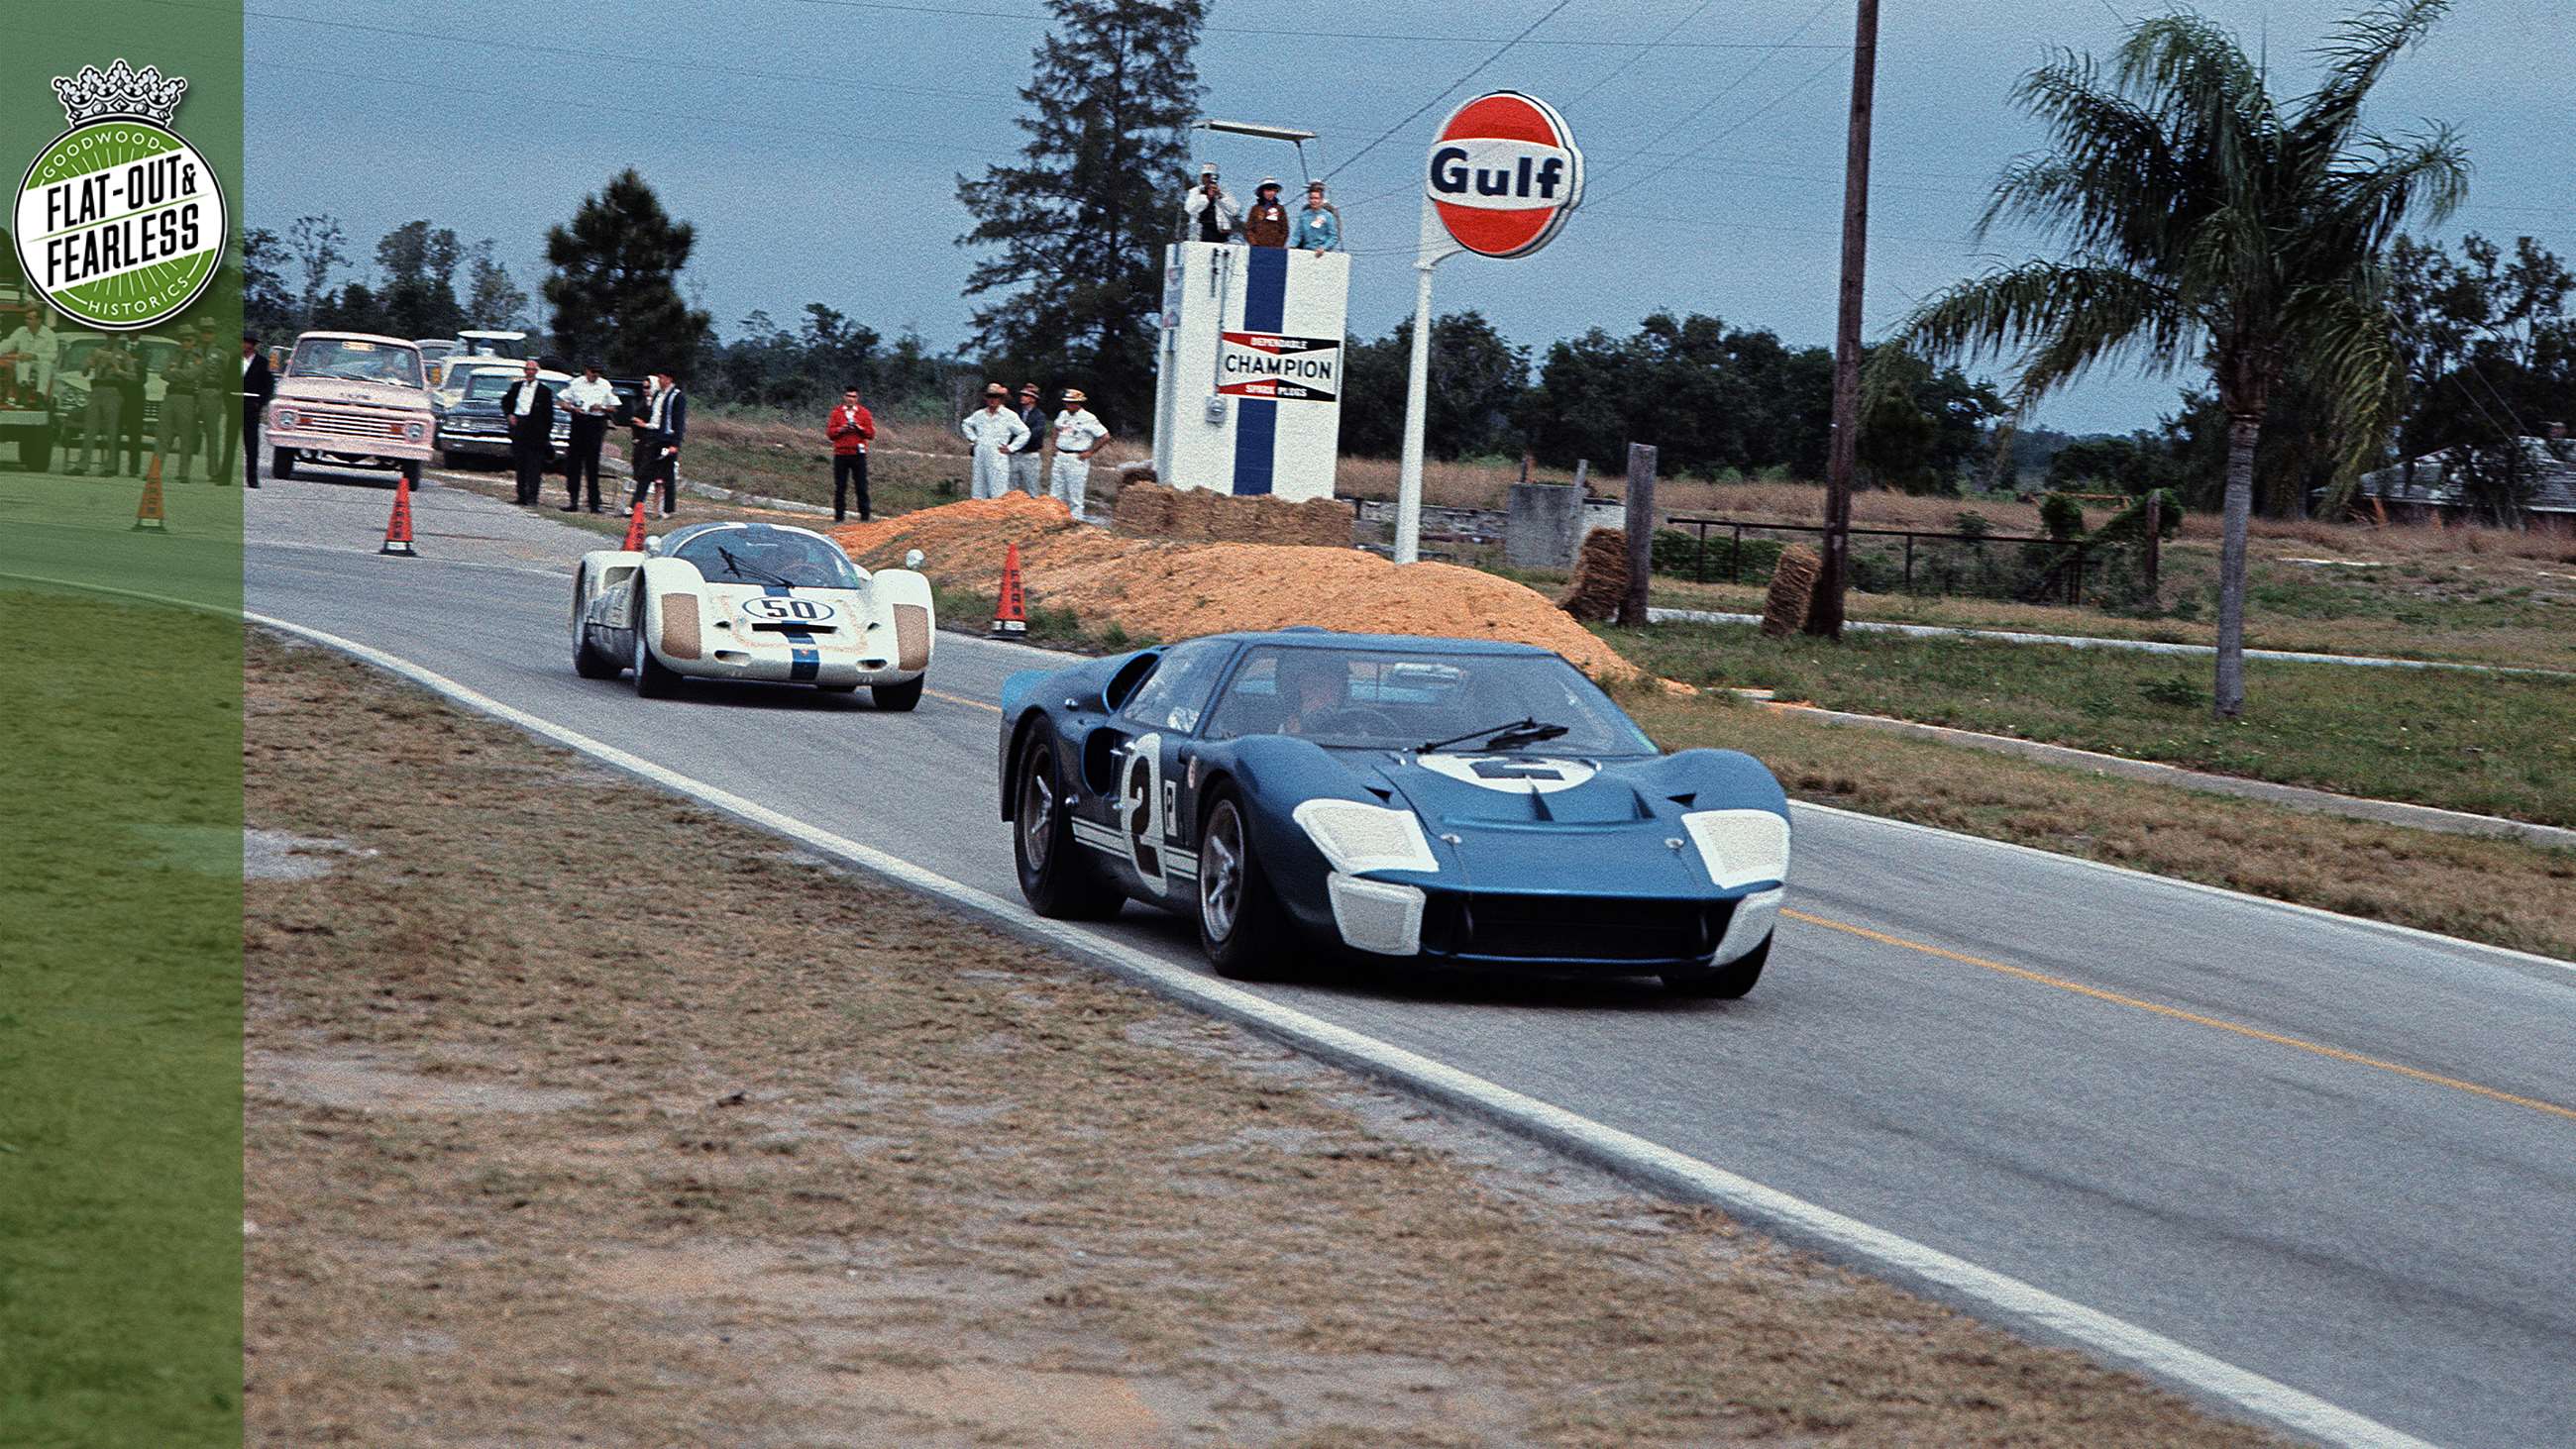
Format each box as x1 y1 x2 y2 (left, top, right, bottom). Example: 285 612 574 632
246 0 2569 435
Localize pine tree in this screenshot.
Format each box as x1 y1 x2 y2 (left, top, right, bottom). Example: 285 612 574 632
464 240 531 333
956 0 1205 428
542 170 712 377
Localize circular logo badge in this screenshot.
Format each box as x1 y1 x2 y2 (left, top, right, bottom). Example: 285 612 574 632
14 119 227 331
1424 92 1583 259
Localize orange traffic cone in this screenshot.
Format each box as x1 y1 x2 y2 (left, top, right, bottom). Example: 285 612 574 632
620 497 649 552
988 543 1027 640
379 474 419 557
131 458 166 533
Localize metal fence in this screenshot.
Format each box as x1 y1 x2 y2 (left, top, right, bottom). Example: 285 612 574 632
1659 515 2157 606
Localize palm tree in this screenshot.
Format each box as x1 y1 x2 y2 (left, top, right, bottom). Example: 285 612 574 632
1896 2 2467 718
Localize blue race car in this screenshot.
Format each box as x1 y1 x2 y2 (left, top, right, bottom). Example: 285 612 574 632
997 629 1790 996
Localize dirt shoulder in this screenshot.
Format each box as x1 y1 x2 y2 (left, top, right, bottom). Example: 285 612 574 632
244 631 2277 1447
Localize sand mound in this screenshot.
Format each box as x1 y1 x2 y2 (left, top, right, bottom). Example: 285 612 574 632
833 494 1640 681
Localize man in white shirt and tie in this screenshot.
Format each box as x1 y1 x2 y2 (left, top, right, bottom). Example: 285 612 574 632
498 360 557 506
556 363 616 512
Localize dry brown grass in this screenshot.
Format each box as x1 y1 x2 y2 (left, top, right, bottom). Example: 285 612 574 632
243 632 2282 1447
1623 690 2576 962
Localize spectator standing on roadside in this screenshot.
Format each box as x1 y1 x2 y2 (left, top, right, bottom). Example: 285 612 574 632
960 382 1028 500
1291 180 1342 252
65 338 131 476
557 363 616 512
1009 382 1047 497
629 370 686 518
155 335 203 483
1243 178 1290 248
192 321 233 482
118 336 148 474
1180 162 1239 244
825 385 876 523
1048 387 1109 523
239 333 274 488
499 359 557 506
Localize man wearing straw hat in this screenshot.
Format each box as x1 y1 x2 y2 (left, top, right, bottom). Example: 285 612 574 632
1048 387 1109 522
960 381 1029 500
1008 381 1047 498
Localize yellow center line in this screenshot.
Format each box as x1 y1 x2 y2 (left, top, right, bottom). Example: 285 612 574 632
926 687 1001 714
1780 907 2576 1125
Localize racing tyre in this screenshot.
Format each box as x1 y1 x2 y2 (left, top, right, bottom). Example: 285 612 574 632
872 675 924 711
571 574 618 679
1664 934 1770 999
631 619 682 698
271 447 296 479
1013 729 1123 920
1197 790 1295 982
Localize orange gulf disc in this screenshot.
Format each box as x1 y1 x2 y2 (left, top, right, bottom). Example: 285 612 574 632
1427 91 1583 259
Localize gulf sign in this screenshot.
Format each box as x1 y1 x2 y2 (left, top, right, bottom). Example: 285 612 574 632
1425 91 1583 259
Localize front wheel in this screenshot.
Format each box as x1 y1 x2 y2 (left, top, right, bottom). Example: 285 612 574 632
872 674 924 711
1013 730 1123 919
1664 934 1771 999
1198 792 1295 982
399 459 422 484
631 618 682 698
271 446 296 479
572 573 617 679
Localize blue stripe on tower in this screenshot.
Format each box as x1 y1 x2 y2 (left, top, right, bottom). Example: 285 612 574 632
1232 247 1289 496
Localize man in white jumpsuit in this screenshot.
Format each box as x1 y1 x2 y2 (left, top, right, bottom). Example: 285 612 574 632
960 382 1029 499
1 305 62 400
1049 388 1110 522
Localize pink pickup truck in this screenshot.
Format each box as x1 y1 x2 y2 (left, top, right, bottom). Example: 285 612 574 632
268 331 437 484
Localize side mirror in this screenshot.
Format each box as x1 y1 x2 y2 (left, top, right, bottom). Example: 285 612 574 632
904 549 924 569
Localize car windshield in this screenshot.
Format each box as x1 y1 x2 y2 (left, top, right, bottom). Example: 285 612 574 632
289 338 421 386
672 529 859 589
1202 645 1658 755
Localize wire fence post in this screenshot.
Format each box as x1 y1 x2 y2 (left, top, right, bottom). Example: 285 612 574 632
1903 532 1915 593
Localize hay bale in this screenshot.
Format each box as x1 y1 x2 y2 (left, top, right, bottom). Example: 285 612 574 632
1113 480 1176 537
1559 527 1629 622
1760 545 1822 638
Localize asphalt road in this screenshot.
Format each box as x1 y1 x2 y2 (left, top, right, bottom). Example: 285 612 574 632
142 467 2576 1446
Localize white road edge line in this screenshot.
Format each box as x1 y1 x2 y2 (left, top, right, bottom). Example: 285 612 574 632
227 606 2429 1449
1790 799 2574 976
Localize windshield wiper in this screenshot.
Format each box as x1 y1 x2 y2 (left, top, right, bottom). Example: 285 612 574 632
717 546 798 588
1417 717 1572 754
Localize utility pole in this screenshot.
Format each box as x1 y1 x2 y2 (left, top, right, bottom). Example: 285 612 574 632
1807 0 1880 640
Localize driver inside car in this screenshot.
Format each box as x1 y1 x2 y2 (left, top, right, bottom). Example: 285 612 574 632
1275 653 1350 738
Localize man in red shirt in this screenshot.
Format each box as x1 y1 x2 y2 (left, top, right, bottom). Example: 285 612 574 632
826 385 877 522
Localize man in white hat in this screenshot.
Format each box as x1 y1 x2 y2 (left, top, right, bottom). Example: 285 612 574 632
960 381 1029 500
1180 162 1239 244
1048 387 1110 522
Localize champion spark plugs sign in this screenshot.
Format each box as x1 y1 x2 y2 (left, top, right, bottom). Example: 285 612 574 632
1218 330 1340 402
1424 91 1583 259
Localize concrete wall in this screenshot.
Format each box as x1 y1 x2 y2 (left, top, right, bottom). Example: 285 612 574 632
1150 242 1349 502
1504 482 1582 568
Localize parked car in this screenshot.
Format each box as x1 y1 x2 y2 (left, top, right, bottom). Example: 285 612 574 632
51 331 182 463
434 362 574 467
998 630 1792 993
267 332 437 483
416 337 457 389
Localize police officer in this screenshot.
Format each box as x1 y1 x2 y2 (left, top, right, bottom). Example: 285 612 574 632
155 334 203 483
191 321 232 482
66 339 132 476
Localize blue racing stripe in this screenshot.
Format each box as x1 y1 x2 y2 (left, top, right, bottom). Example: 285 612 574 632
762 584 820 681
1232 247 1289 496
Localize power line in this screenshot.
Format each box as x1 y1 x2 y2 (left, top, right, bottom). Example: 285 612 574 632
1562 0 1724 109
1326 0 1577 180
1585 51 1846 206
1581 0 1841 205
782 0 1846 51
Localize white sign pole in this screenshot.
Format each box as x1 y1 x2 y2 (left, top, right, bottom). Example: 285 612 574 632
1395 195 1461 566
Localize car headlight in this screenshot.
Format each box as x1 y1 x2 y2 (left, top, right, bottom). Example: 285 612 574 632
405 421 425 441
1680 808 1790 889
1292 799 1439 876
271 408 297 429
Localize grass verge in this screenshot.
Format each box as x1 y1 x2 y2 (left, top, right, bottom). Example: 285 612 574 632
1619 689 2576 962
1608 620 2576 829
243 629 2281 1446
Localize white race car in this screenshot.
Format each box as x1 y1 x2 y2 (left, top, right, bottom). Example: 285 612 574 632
572 521 935 708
